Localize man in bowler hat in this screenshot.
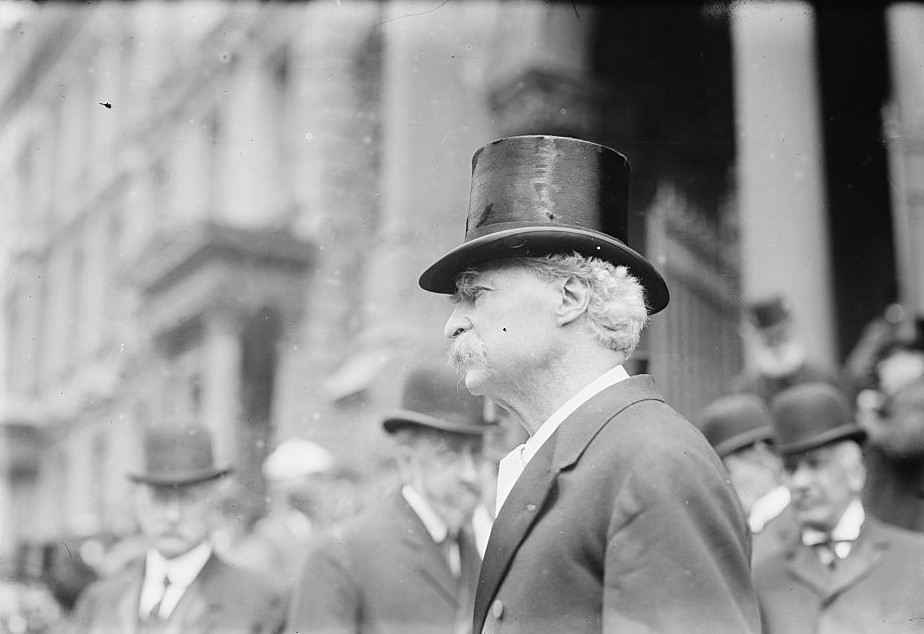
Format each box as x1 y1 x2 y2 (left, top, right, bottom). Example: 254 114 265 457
286 364 491 634
420 135 760 633
698 393 797 565
754 382 924 633
68 424 285 634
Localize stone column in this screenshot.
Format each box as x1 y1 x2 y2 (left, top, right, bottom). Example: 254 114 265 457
201 311 242 465
884 4 924 320
730 2 837 363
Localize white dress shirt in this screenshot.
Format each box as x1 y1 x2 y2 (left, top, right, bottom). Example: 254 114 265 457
802 498 866 563
495 365 631 512
138 542 212 620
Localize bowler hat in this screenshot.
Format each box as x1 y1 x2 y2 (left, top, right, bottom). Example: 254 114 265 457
383 364 493 436
697 393 776 458
770 383 866 455
128 424 231 486
747 296 790 329
418 135 669 314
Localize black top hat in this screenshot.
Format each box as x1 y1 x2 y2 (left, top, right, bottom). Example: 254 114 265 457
418 135 669 314
383 364 493 436
770 383 866 455
128 425 232 486
746 296 791 329
697 393 777 459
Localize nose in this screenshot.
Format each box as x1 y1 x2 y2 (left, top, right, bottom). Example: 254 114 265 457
787 463 812 491
164 496 183 522
444 305 471 339
458 449 481 486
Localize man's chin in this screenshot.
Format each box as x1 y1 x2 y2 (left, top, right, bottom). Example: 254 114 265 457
461 370 488 395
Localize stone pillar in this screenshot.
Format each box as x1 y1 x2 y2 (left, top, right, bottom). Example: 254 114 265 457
201 311 242 465
730 2 837 363
884 4 924 320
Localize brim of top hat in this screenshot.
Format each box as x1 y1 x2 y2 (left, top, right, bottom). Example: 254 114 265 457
713 426 776 459
418 226 670 315
775 424 867 456
127 466 233 487
382 409 493 436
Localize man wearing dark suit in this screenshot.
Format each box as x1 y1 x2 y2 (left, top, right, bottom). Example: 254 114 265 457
418 135 761 633
698 392 798 565
286 364 491 634
67 425 285 634
754 382 924 633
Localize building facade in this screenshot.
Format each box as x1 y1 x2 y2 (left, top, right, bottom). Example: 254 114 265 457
1 1 922 559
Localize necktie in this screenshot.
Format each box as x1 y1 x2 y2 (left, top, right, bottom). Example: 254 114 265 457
147 573 172 622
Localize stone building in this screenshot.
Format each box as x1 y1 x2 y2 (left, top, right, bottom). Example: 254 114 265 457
0 1 922 559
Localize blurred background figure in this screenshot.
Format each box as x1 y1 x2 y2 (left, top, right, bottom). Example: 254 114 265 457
287 364 492 634
857 320 924 531
731 296 853 404
754 382 924 634
67 424 285 634
698 393 796 564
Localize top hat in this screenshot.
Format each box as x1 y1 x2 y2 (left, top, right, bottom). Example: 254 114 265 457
770 383 866 455
383 364 494 436
418 135 669 314
128 424 232 486
747 296 791 329
697 393 777 459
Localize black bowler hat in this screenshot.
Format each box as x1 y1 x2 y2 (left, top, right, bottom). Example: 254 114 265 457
128 424 232 486
698 393 777 459
383 364 493 436
770 383 866 455
418 135 669 315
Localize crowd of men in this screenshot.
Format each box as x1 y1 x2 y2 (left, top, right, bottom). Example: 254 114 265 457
52 136 924 633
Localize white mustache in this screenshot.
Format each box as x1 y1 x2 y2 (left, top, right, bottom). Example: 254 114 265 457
448 335 487 374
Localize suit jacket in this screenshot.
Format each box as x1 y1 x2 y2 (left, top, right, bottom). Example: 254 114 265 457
754 516 924 633
751 501 799 567
474 376 761 634
286 490 480 634
67 553 285 634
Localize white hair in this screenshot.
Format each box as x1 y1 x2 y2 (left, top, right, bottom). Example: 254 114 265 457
455 252 649 358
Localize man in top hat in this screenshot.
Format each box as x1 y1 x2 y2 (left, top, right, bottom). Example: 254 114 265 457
286 364 492 634
731 295 852 404
698 393 797 565
420 135 760 633
754 382 924 633
67 425 285 634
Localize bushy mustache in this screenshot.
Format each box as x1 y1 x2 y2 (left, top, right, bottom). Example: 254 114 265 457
448 334 487 375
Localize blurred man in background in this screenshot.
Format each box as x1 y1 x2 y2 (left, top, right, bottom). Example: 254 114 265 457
698 393 796 564
287 364 491 634
67 424 285 634
857 323 924 531
754 382 924 633
731 296 852 403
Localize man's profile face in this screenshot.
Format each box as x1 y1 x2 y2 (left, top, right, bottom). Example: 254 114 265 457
401 430 484 533
445 263 561 397
722 444 780 515
136 481 217 559
783 441 865 532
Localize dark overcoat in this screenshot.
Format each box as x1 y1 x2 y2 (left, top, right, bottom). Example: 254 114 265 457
287 490 479 634
754 515 924 633
474 375 761 634
67 553 285 634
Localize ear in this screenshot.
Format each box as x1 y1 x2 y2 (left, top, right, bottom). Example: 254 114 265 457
556 277 591 326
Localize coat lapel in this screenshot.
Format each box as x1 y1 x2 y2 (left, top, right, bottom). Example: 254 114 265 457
394 492 460 608
473 375 666 633
785 540 830 597
116 565 144 634
825 519 888 600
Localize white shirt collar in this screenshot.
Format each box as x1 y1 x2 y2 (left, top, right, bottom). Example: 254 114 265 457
802 499 866 547
139 541 212 619
495 365 630 513
521 364 630 465
401 484 449 543
748 485 791 533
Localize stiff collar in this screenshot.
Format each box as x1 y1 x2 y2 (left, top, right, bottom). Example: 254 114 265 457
749 485 791 533
521 364 630 465
139 541 211 618
402 484 449 543
802 498 866 548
